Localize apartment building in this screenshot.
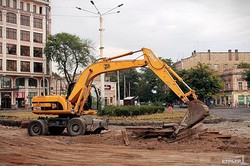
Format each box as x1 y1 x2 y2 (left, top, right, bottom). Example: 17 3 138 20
174 49 250 73
0 0 51 109
173 49 250 106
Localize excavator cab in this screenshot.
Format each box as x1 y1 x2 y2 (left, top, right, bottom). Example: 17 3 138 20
83 85 100 113
65 82 100 114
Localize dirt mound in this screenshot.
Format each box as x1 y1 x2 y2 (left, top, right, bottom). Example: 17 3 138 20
0 122 249 165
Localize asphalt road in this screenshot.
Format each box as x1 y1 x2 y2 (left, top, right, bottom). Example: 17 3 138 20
209 107 250 121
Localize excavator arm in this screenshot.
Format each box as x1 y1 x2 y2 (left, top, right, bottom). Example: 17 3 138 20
66 48 209 130
32 48 209 136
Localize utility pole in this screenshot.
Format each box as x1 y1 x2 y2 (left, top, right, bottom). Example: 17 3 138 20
76 1 123 108
124 75 126 99
117 71 120 106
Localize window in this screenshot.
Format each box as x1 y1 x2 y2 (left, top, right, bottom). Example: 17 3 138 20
0 26 2 37
0 59 2 70
214 64 219 71
6 0 10 7
7 12 16 24
223 64 228 70
20 2 23 10
16 78 25 86
6 44 16 55
110 97 113 105
41 79 48 87
33 5 36 13
0 0 2 6
29 78 37 87
21 15 30 26
21 46 30 56
238 82 243 90
39 7 43 14
34 62 43 72
13 0 17 8
1 77 11 88
0 11 2 21
6 28 17 39
21 30 30 41
21 61 30 72
6 60 17 71
233 64 238 69
34 18 42 29
27 3 30 12
34 47 42 57
33 32 43 43
0 43 2 54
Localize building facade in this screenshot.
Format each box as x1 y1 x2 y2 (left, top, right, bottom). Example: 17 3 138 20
219 68 249 107
93 75 117 106
173 49 250 106
0 0 51 109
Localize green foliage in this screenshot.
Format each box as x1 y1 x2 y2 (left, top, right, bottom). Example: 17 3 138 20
244 70 250 88
238 62 250 68
44 32 95 84
183 63 224 101
107 69 140 100
101 105 165 116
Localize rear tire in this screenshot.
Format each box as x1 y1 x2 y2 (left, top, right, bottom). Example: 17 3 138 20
67 118 86 136
28 120 47 136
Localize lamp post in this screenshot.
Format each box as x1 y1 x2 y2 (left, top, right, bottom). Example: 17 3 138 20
76 1 123 108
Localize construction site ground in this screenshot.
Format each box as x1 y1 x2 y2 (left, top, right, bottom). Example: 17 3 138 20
0 107 250 165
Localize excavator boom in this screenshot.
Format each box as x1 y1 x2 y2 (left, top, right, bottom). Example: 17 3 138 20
30 48 209 137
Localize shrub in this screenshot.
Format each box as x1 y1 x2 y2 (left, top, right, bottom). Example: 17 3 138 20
100 105 164 116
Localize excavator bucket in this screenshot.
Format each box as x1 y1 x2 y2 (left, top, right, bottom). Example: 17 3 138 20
185 100 209 128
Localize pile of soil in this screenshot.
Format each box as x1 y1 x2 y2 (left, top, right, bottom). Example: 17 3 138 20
0 121 249 165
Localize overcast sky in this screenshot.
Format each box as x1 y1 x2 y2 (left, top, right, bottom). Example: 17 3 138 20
51 0 250 62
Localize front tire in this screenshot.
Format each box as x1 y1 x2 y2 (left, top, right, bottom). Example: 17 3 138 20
28 120 47 136
67 118 86 136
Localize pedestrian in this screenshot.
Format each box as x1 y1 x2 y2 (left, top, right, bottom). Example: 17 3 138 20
168 104 173 111
235 101 238 108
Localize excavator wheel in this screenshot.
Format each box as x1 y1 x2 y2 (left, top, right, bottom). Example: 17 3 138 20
67 118 86 136
28 119 48 136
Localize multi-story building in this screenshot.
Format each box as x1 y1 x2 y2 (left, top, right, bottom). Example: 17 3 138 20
0 0 51 109
173 49 250 106
174 49 250 73
219 68 249 106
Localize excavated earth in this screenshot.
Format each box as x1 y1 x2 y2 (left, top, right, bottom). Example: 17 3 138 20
0 120 250 166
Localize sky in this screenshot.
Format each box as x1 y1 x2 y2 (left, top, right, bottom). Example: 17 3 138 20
51 0 250 62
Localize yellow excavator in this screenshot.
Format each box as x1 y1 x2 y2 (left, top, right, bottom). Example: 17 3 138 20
28 48 209 137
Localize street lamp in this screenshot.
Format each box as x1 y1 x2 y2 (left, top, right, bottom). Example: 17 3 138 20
76 1 123 108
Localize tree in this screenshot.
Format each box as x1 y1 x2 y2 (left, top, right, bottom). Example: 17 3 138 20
245 70 250 88
138 57 173 103
238 62 250 68
44 32 95 84
105 69 140 100
183 63 224 102
237 62 250 88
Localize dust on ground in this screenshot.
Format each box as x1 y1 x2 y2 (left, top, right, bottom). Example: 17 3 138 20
0 121 249 166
